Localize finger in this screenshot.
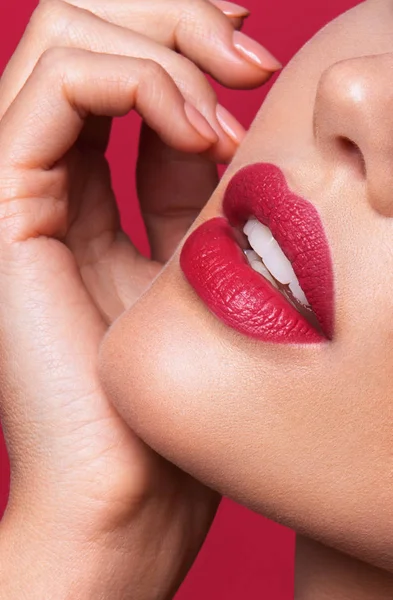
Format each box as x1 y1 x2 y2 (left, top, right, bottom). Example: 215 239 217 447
0 2 246 164
0 0 279 116
63 0 281 86
0 48 217 179
137 125 219 264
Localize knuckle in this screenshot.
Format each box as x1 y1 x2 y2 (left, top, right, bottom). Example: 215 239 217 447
0 190 34 245
141 59 169 82
28 0 73 45
36 46 81 79
177 0 214 36
137 59 176 108
0 175 67 244
37 46 67 76
174 54 217 104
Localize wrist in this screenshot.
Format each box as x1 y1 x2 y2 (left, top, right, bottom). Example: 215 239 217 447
0 502 192 600
0 517 125 600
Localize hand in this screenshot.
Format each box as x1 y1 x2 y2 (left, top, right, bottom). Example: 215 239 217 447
0 1 278 597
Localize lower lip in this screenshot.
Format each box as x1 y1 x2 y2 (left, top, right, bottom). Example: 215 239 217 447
180 164 334 345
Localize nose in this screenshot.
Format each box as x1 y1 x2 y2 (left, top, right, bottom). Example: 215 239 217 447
314 54 393 217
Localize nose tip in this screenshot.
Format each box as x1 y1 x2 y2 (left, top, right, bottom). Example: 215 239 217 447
314 54 393 217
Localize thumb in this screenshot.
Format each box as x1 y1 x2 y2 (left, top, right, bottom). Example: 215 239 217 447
136 124 220 264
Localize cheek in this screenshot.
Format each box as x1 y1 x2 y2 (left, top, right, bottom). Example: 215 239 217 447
99 268 393 573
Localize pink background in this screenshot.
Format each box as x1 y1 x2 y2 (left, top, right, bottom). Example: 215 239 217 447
0 1 359 597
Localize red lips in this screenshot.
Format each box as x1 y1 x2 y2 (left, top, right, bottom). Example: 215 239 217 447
180 163 334 344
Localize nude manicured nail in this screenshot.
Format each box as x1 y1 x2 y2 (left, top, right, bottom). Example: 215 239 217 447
216 104 246 145
233 31 282 71
210 1 250 18
184 102 218 143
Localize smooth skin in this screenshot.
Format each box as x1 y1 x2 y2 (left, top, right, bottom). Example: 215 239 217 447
0 0 389 598
101 0 393 578
0 0 279 597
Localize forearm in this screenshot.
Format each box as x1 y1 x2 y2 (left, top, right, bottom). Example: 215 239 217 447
295 536 393 600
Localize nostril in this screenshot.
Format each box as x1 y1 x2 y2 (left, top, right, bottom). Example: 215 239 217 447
336 136 366 178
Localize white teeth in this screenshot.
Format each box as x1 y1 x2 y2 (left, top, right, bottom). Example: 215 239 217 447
244 250 278 287
243 219 258 238
289 279 309 307
244 219 274 260
245 219 295 285
244 249 260 263
243 218 310 307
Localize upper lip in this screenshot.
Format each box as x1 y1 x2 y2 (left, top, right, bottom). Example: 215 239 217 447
180 163 334 344
223 163 334 339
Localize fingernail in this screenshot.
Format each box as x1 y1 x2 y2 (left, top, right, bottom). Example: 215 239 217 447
210 1 250 18
184 102 219 144
216 105 246 145
233 31 282 71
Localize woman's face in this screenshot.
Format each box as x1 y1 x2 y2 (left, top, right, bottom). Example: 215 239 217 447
101 0 393 570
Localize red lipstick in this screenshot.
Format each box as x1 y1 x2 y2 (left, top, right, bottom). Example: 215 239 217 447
180 164 334 344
